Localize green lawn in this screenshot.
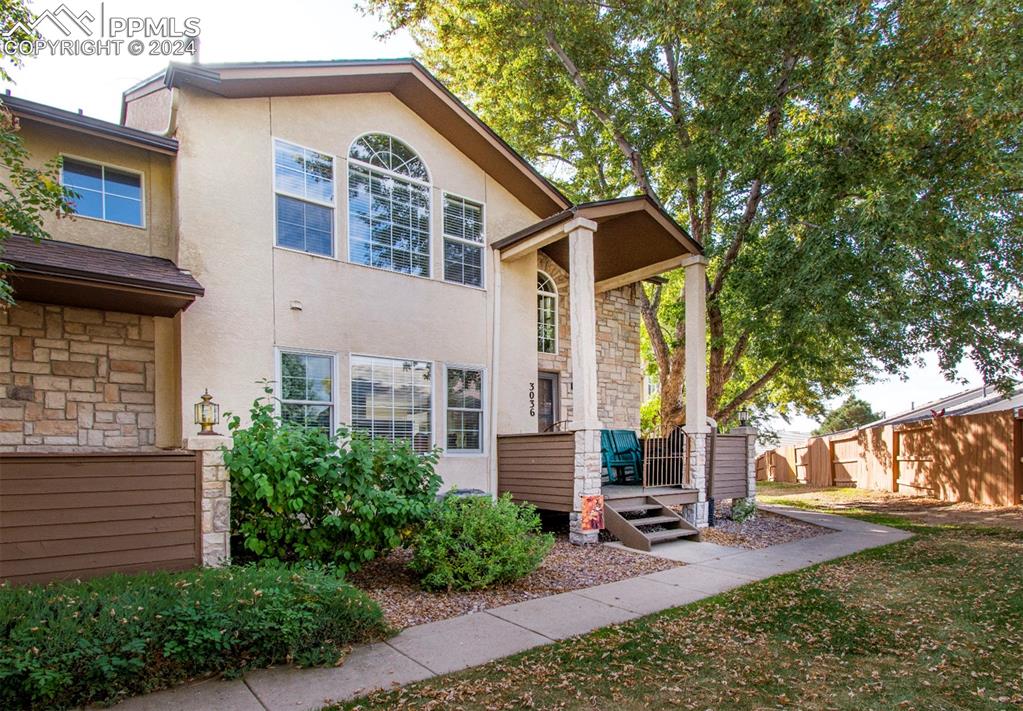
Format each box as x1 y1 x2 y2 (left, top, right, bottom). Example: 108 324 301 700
340 490 1023 710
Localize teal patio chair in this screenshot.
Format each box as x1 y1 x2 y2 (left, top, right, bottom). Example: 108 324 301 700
601 429 643 484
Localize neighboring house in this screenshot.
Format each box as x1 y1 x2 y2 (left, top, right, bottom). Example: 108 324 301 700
0 60 734 582
756 429 812 456
865 384 1023 427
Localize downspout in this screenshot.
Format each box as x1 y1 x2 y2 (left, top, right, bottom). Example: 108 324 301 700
160 87 180 137
488 256 502 500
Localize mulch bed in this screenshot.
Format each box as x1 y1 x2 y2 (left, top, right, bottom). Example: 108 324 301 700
349 535 680 629
697 500 830 549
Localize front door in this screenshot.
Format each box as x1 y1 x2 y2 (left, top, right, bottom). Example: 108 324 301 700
537 372 559 432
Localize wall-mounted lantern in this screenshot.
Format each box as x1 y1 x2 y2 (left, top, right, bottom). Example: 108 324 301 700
738 409 751 427
194 389 221 435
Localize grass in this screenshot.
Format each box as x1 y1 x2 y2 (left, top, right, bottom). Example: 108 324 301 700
339 488 1023 710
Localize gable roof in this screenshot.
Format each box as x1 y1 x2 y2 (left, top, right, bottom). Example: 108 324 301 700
123 59 571 217
1 94 178 155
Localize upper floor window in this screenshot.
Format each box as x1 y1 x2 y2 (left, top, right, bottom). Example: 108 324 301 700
443 194 484 287
348 134 431 277
274 139 335 257
62 158 143 227
537 271 558 354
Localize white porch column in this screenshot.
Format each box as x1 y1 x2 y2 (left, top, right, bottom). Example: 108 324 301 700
681 254 711 527
565 217 603 544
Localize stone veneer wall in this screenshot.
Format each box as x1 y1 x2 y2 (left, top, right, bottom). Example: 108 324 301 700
0 302 156 451
537 253 643 430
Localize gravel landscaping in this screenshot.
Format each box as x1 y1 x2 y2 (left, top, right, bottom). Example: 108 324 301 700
697 500 831 549
349 534 680 628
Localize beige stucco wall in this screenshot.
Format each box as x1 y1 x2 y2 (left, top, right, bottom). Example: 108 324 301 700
15 120 176 259
169 88 542 491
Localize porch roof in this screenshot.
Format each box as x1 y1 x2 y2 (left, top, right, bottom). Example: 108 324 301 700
4 236 204 317
492 196 702 291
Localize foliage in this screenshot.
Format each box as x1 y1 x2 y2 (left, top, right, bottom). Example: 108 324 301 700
0 564 387 710
0 0 74 304
367 0 1023 431
813 396 882 436
224 385 442 572
408 494 554 591
730 497 758 523
639 392 660 436
338 507 1023 710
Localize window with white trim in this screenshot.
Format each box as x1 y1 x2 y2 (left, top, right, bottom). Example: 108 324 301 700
446 366 483 452
279 351 334 432
348 134 431 277
350 355 432 453
443 194 484 287
274 140 334 257
62 158 143 227
537 271 558 354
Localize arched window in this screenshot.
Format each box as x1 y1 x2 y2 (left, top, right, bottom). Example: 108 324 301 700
537 270 558 354
348 133 431 276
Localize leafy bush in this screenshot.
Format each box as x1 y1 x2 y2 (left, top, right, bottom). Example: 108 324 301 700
731 497 758 523
0 565 387 710
225 385 442 571
408 494 555 591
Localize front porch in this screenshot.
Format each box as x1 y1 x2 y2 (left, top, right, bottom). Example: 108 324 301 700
493 195 713 545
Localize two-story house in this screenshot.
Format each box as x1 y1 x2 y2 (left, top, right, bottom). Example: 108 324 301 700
0 60 728 584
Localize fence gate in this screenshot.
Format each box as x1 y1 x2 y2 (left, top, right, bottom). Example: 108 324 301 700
642 429 689 487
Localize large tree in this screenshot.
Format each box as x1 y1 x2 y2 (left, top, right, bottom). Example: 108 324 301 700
0 0 73 304
812 396 881 435
369 0 1023 430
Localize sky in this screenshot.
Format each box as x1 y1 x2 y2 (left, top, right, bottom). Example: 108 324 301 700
1 0 987 430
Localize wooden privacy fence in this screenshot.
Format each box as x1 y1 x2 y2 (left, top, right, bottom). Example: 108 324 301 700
757 411 1023 507
0 451 202 585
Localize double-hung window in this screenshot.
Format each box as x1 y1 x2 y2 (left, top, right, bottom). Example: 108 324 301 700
274 140 334 257
350 355 433 453
279 350 335 432
62 158 143 227
443 194 484 287
446 366 484 453
348 134 431 277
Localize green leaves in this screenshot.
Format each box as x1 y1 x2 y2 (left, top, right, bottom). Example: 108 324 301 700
224 384 442 571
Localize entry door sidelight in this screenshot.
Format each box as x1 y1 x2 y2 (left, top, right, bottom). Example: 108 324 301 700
537 372 559 432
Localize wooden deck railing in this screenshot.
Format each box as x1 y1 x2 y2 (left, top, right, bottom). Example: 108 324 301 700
641 430 690 488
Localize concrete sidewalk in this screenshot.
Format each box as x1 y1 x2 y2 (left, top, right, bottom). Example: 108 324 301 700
111 507 911 711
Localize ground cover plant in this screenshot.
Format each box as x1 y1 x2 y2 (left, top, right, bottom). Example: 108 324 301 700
0 564 387 710
341 496 1023 709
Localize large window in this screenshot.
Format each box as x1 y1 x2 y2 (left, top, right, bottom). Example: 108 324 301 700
446 366 484 452
351 355 433 453
537 271 558 354
348 134 431 277
62 158 143 227
279 350 334 432
274 140 334 257
443 194 484 287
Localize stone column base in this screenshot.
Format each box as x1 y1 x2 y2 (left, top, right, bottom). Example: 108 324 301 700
183 435 232 566
570 428 602 545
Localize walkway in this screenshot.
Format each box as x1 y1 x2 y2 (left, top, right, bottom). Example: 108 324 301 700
110 506 910 711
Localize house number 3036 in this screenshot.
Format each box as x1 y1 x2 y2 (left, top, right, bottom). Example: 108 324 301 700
528 382 536 416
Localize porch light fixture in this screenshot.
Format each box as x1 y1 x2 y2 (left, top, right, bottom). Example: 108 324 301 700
194 389 221 435
738 409 751 427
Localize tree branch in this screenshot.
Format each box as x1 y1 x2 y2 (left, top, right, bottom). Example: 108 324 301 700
715 360 784 422
638 285 670 378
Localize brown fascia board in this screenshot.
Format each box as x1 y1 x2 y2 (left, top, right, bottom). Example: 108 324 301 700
136 59 571 217
2 95 178 155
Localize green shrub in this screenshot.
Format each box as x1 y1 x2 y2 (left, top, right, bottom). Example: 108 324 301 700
0 564 387 710
408 494 555 592
731 497 758 523
225 385 442 571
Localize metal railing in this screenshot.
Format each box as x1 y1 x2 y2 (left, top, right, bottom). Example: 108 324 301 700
641 429 690 488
